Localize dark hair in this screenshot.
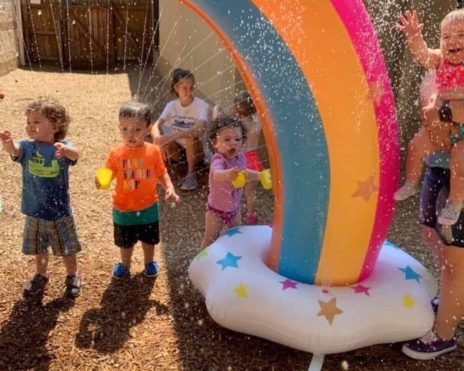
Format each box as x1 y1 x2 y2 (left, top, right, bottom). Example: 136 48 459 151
171 68 195 96
26 96 70 142
119 101 151 127
234 90 257 117
210 116 247 145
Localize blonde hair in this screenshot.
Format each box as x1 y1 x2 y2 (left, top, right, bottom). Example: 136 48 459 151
442 9 464 27
26 96 70 142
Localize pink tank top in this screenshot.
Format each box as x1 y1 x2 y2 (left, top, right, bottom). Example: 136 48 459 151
435 59 464 90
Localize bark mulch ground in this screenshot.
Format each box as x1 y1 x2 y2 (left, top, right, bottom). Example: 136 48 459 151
0 68 463 370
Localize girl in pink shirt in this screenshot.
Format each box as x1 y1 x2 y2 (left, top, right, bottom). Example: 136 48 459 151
200 117 258 250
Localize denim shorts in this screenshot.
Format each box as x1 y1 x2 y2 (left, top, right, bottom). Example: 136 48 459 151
419 165 464 247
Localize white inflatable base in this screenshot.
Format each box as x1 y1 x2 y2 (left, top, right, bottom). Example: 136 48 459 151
188 226 436 355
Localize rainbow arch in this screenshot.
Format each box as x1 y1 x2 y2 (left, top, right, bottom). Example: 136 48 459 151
183 0 399 285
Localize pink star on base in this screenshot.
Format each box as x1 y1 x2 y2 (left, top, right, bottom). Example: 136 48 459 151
280 278 298 291
350 284 371 296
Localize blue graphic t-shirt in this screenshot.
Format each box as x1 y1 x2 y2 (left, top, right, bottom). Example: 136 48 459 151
13 140 77 220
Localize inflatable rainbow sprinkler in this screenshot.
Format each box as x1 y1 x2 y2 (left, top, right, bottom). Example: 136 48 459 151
185 0 436 363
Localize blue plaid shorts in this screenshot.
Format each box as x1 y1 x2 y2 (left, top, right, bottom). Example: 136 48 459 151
22 215 82 256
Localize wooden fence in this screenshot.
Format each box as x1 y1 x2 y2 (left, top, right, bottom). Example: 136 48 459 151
20 0 158 70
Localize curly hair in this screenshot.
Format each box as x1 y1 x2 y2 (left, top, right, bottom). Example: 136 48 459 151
209 116 247 145
26 96 70 142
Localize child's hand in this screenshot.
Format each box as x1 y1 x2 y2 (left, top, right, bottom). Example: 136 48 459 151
0 129 14 151
228 168 241 181
396 10 423 41
0 129 12 143
165 186 180 203
54 142 68 158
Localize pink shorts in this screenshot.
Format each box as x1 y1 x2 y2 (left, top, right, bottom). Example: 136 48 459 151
207 203 239 224
244 150 263 171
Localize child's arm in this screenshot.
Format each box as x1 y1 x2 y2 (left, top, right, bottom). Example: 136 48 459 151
213 167 241 182
244 169 259 183
54 142 79 161
158 172 180 202
396 10 441 69
0 129 20 157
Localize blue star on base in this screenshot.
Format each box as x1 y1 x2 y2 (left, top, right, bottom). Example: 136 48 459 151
225 227 242 237
398 265 422 283
216 252 242 270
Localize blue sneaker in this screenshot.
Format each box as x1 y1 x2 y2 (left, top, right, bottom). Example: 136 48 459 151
143 261 159 277
402 331 457 360
112 263 130 278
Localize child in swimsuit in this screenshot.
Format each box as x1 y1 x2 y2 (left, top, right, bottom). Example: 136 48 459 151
199 116 259 250
395 9 464 225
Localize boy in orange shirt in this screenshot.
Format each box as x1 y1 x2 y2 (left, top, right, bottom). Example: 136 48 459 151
98 101 179 278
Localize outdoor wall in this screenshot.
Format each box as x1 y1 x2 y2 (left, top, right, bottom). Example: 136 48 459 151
0 0 19 76
156 0 238 111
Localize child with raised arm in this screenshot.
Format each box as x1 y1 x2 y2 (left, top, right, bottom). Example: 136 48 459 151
0 96 82 299
200 116 259 250
151 68 210 191
234 91 264 225
98 101 179 278
395 9 464 225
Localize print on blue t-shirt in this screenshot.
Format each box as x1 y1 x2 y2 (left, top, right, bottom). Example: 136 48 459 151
14 140 76 220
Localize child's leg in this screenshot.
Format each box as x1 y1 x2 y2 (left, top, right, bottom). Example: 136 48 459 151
62 254 81 298
141 242 159 277
448 140 464 204
395 127 438 201
120 247 134 267
404 127 437 184
437 140 464 225
434 245 464 340
63 254 78 276
142 242 155 264
35 251 50 276
184 136 197 175
244 181 258 224
200 211 223 250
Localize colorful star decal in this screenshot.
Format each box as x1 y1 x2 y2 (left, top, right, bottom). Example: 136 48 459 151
235 283 248 298
317 297 343 325
402 294 416 309
196 249 208 259
216 252 242 270
398 265 422 283
280 279 298 291
225 228 242 237
351 284 370 296
367 78 385 105
351 175 378 202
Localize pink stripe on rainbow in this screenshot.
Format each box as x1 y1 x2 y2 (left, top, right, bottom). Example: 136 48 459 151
331 0 399 280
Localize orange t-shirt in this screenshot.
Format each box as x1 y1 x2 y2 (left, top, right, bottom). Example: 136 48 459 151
106 143 167 211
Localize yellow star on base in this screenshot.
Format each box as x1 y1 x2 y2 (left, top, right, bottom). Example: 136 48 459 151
235 283 248 298
317 297 343 325
196 249 208 259
402 294 416 309
367 78 384 105
352 175 378 202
